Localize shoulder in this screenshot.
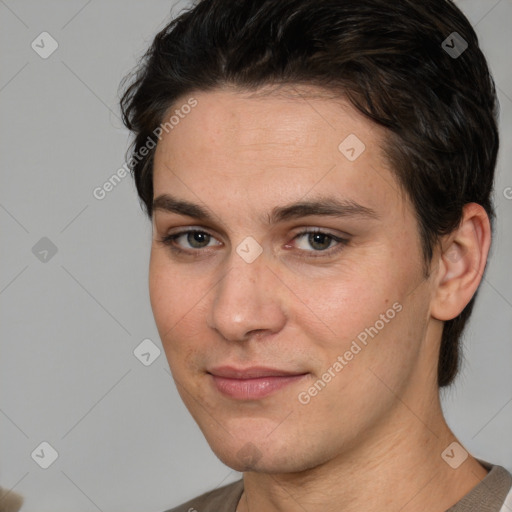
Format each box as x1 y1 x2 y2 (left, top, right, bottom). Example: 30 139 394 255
447 460 512 511
162 479 244 512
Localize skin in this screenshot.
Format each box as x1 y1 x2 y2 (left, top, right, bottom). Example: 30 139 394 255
149 86 491 512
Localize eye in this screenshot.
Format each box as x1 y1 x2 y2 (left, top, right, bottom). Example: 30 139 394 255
158 228 348 258
158 229 221 253
290 229 348 256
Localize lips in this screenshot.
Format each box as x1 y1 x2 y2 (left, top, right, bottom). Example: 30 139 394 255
208 366 309 400
209 366 306 379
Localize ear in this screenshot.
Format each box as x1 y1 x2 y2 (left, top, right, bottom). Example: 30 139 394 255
431 203 491 321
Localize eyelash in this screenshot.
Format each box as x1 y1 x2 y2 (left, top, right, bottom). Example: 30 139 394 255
157 228 349 259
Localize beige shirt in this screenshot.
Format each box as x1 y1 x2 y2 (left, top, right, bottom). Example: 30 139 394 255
164 460 512 512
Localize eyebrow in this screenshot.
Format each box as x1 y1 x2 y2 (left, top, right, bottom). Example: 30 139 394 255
152 193 380 225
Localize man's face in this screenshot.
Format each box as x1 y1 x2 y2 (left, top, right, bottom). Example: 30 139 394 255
149 87 437 472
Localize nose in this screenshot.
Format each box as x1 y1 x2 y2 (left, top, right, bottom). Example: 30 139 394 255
206 248 287 343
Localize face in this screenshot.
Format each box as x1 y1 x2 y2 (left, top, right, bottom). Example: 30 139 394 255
149 87 437 473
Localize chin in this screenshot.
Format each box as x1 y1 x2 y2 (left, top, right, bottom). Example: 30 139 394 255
206 434 320 474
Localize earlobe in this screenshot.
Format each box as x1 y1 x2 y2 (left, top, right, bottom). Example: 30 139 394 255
431 203 491 321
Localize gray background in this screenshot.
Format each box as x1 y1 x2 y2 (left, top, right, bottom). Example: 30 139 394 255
0 1 511 511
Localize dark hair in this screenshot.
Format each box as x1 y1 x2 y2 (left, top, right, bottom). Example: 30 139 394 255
119 0 499 387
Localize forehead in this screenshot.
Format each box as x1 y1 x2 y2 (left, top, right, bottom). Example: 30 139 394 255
156 86 377 163
152 86 406 221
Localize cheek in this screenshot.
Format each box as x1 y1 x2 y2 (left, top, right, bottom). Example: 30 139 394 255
284 257 400 351
289 249 423 385
148 250 213 368
149 256 174 332
149 252 191 346
312 282 429 415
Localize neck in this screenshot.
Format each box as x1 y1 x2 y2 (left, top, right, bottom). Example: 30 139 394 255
236 389 487 512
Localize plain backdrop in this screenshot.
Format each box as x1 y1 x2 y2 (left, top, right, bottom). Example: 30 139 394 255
1 1 511 511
